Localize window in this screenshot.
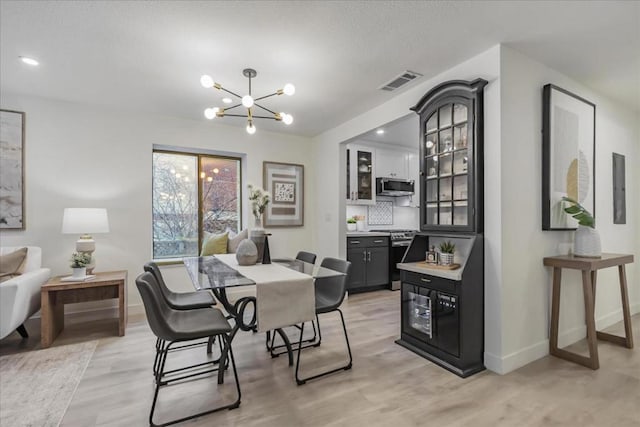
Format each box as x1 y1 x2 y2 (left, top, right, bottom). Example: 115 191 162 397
152 150 242 259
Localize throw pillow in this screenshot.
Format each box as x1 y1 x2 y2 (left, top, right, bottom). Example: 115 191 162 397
0 247 28 283
200 232 229 256
227 229 248 253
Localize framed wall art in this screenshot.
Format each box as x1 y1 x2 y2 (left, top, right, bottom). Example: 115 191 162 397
542 84 595 230
612 152 626 224
0 109 25 230
263 161 304 227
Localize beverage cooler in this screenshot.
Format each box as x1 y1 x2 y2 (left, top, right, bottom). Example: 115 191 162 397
403 286 460 357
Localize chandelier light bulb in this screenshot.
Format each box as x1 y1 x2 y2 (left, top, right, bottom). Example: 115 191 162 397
204 107 219 119
242 95 254 108
283 83 295 96
222 97 232 104
200 75 214 88
246 122 256 135
281 113 293 125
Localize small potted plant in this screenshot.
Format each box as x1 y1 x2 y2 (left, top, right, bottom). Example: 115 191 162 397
70 252 91 279
438 241 456 265
347 217 357 231
562 196 600 257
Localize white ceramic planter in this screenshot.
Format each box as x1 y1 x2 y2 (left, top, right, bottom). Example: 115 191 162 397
347 223 357 231
439 253 454 265
574 225 601 258
71 267 86 279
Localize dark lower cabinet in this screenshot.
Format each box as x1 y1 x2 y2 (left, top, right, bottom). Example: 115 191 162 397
346 237 389 292
396 233 484 378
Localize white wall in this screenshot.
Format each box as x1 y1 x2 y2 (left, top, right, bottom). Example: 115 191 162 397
496 46 640 373
0 94 314 312
312 45 505 368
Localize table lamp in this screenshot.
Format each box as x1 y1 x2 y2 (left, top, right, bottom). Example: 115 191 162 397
62 208 109 274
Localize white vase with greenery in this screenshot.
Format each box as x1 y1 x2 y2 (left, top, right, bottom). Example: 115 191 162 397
562 196 601 258
70 252 91 279
438 241 456 265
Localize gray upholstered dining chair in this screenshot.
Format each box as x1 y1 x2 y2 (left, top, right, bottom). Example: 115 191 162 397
295 257 352 385
144 262 215 310
295 251 317 265
135 272 241 427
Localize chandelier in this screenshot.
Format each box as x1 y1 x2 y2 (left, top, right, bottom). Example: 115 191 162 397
200 68 295 135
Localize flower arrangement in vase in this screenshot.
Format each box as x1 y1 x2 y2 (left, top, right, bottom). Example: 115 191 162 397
70 252 91 279
247 184 270 230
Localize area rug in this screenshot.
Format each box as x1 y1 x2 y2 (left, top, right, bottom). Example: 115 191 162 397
0 340 98 427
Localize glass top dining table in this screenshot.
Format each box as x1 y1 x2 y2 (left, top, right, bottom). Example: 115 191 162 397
182 255 345 368
182 256 344 291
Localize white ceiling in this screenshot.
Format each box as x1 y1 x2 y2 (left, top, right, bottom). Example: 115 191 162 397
358 114 419 149
1 1 638 137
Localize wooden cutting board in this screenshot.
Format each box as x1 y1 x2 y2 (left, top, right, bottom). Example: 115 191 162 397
415 262 461 270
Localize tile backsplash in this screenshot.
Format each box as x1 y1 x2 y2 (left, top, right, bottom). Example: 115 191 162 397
346 202 419 230
367 201 393 225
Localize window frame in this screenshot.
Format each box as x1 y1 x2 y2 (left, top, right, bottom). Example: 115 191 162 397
152 148 243 263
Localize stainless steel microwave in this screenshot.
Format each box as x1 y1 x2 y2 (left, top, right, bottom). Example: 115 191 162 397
376 178 415 196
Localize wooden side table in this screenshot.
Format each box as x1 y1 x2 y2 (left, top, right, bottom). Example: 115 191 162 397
41 270 128 348
543 253 634 369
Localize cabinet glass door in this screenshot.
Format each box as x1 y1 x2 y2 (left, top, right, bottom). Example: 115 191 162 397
422 101 471 229
356 150 373 202
402 284 437 345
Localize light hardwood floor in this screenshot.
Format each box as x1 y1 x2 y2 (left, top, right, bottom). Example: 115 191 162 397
1 290 639 426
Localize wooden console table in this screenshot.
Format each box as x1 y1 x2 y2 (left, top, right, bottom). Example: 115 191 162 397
41 270 128 348
543 253 634 369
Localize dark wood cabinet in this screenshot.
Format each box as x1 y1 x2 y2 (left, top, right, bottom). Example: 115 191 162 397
411 79 487 233
397 233 484 377
395 79 487 377
346 236 389 292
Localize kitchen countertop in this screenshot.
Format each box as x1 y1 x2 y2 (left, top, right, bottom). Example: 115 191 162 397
397 261 464 281
346 232 391 237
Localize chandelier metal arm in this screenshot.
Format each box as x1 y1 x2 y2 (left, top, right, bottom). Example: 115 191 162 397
223 113 278 120
218 86 243 99
254 102 277 116
224 103 243 111
254 92 279 102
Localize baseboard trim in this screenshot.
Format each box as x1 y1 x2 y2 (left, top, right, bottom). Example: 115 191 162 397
485 302 640 375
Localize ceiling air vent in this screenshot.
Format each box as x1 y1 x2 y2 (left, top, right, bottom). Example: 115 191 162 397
379 70 423 91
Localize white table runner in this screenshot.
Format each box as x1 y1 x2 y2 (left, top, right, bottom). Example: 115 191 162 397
215 254 315 332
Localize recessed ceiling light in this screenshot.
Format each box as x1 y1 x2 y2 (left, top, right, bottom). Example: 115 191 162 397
376 129 385 135
19 56 39 66
222 97 232 104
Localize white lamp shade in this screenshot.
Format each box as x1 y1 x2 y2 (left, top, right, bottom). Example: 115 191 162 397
62 208 110 234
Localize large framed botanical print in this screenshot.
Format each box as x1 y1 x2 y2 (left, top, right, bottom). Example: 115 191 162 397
0 109 25 230
263 161 304 227
542 84 595 230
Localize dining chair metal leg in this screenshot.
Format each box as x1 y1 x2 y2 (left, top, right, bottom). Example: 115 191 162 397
150 335 241 427
267 319 320 357
295 309 353 386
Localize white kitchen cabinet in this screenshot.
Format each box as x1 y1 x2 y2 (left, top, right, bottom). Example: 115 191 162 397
346 145 376 205
376 148 409 179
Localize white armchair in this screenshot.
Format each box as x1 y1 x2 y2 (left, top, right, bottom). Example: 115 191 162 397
0 246 51 339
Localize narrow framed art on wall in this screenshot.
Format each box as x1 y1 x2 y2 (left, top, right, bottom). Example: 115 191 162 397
542 84 595 230
263 161 304 227
0 109 26 230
